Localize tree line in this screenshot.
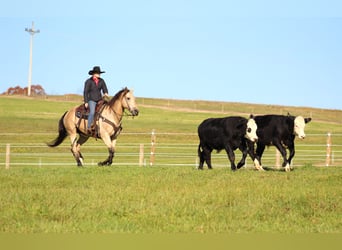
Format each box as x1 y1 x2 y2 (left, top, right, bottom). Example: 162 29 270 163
1 85 46 96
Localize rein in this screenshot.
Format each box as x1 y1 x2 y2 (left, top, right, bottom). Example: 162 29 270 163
108 95 135 118
100 94 133 132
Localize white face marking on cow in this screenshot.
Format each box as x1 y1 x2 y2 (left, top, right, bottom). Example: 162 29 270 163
294 116 306 139
245 118 258 142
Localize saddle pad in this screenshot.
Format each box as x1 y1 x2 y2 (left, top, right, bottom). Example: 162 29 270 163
75 104 89 119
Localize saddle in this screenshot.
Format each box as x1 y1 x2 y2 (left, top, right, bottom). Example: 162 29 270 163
75 100 105 119
75 100 106 137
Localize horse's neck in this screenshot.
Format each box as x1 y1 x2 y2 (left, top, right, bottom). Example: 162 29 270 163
107 100 123 123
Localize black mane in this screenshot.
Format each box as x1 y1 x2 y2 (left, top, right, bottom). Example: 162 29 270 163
107 87 129 107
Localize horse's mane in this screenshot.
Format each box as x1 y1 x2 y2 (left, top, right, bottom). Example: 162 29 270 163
107 87 129 107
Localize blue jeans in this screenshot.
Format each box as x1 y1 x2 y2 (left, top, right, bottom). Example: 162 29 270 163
87 100 97 129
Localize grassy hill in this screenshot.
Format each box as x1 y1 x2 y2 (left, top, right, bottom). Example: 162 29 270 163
0 94 342 167
2 94 342 133
0 95 341 234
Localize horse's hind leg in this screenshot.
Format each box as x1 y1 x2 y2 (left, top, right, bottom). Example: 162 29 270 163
70 134 89 167
70 137 82 167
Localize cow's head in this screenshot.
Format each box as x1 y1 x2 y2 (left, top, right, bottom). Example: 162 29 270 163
294 116 312 139
245 115 258 142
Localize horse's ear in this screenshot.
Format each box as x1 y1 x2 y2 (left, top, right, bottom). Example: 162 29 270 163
249 114 254 119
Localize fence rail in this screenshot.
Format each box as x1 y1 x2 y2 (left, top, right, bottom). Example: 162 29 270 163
1 132 342 168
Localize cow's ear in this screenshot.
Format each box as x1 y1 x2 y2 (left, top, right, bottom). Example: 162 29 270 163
305 118 312 124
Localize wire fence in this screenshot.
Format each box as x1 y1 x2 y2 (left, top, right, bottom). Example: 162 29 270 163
1 132 342 169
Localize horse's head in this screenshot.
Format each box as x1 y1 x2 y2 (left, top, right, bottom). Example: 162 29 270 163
122 88 139 116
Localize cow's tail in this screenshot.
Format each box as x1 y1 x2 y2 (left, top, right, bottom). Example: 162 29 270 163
47 111 68 147
198 144 202 157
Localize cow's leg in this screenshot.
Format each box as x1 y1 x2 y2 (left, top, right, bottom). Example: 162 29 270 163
224 145 237 171
287 142 295 171
237 142 248 169
202 147 213 169
204 150 213 169
247 141 257 164
254 143 265 171
274 142 290 172
198 144 205 170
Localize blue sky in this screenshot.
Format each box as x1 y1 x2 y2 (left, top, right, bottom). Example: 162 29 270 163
1 0 342 110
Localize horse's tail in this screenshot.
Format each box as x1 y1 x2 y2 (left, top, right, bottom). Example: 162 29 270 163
47 111 68 147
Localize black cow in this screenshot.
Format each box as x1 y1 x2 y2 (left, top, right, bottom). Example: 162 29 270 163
247 114 312 171
197 115 258 171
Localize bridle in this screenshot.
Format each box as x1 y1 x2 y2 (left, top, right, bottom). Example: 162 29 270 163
99 91 136 132
110 92 136 117
123 95 136 117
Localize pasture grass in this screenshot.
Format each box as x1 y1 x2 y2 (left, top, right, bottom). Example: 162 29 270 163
0 165 341 233
0 95 341 234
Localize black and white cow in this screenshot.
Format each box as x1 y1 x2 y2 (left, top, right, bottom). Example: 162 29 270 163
197 115 258 171
247 114 312 172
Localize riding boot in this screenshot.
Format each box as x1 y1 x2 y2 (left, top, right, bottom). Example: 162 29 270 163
86 128 92 135
90 121 96 132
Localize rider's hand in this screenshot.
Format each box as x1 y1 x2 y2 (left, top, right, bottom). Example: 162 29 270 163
84 103 88 108
103 93 110 102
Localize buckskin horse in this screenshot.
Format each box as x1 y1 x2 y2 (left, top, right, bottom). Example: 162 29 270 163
47 87 139 166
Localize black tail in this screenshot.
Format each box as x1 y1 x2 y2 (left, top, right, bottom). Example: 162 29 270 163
198 144 202 157
47 111 68 147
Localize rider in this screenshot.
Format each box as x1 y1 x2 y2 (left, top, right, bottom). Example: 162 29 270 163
83 66 109 135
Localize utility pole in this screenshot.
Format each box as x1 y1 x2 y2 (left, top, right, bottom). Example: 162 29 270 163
25 22 40 96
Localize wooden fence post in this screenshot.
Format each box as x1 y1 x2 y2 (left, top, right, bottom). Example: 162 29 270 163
5 144 10 169
139 144 144 167
150 129 156 166
326 132 332 166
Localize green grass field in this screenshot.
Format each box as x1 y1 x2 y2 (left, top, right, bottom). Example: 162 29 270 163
0 165 341 233
0 95 341 233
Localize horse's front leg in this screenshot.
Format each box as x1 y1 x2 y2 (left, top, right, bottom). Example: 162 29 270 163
98 134 117 166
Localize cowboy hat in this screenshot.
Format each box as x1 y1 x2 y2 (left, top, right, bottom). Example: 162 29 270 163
88 66 105 75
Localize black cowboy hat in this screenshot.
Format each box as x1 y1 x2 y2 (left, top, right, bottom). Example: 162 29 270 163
88 66 105 75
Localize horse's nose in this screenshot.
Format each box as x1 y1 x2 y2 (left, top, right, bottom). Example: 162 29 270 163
132 109 139 116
